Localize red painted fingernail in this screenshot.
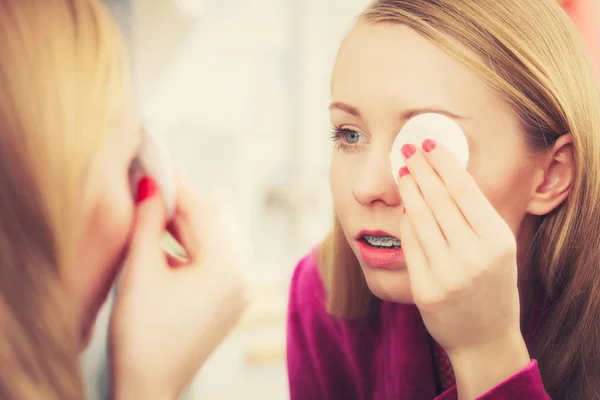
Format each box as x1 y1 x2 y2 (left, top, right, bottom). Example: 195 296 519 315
422 139 436 153
137 177 157 203
398 166 410 178
403 207 406 214
401 143 416 159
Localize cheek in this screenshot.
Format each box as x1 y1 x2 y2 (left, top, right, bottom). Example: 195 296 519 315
88 195 134 285
73 184 136 326
470 160 536 234
329 153 355 217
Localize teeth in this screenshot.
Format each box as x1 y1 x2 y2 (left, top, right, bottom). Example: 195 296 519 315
363 235 401 248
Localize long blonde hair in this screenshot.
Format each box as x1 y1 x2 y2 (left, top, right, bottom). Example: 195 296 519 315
0 0 130 398
319 0 600 398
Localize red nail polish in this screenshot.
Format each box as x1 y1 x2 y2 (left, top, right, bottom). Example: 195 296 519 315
398 166 410 178
422 139 436 153
403 207 406 214
137 177 157 203
401 143 417 159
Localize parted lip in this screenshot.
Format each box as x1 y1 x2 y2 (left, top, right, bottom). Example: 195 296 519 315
356 229 400 241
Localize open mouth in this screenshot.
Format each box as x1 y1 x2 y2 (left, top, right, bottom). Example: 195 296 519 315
356 230 405 269
361 234 401 249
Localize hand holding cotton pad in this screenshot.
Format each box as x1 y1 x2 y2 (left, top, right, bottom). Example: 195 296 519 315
390 113 469 184
134 129 177 219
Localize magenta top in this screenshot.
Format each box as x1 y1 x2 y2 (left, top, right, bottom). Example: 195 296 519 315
286 249 551 400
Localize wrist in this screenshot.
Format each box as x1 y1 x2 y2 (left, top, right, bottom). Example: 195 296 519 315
447 333 531 399
112 382 177 400
111 367 178 400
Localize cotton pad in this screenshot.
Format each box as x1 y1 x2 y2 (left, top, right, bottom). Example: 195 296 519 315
134 129 177 219
390 113 469 184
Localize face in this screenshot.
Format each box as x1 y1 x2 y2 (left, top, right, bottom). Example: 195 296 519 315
329 22 543 303
69 98 143 348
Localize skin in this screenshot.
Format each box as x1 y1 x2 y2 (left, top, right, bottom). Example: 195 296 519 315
329 22 573 397
66 97 143 349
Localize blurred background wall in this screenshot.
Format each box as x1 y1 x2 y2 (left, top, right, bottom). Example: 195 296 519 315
562 0 600 76
80 1 599 399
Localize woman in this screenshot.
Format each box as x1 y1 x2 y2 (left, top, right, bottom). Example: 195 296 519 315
0 0 247 399
287 0 600 399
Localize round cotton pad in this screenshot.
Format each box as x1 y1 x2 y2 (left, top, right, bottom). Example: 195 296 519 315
135 129 177 219
390 113 469 184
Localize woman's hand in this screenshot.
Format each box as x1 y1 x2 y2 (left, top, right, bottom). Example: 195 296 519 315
109 176 249 400
397 140 530 397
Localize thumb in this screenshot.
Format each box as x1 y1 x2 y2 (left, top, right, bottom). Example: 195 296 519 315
128 176 167 262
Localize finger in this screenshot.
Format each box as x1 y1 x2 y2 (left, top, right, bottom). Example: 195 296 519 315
400 215 439 300
397 159 450 268
423 141 508 237
128 176 167 264
167 174 223 262
405 143 477 251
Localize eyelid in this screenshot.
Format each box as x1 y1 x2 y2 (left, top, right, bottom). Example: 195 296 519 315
333 126 368 142
338 125 369 139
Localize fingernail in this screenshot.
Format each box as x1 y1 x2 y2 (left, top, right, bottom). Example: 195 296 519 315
137 177 157 203
403 207 406 214
398 166 410 178
422 139 436 153
401 143 416 159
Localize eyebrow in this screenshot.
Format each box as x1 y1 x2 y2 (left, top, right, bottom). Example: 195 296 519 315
329 101 470 121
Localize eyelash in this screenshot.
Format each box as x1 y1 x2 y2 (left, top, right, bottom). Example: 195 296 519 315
129 156 142 177
330 126 361 152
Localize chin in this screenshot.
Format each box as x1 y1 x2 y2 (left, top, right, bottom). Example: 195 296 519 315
362 266 415 304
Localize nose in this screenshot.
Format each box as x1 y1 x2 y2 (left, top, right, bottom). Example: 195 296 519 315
353 150 402 208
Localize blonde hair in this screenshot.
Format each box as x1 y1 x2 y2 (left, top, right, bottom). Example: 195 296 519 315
0 0 130 398
319 0 600 398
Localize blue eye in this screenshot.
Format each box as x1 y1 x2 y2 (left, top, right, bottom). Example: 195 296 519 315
330 126 366 152
344 129 361 144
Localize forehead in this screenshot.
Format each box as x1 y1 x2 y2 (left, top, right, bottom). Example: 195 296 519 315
331 22 501 117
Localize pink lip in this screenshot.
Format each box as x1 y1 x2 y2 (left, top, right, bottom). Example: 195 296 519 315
356 230 404 269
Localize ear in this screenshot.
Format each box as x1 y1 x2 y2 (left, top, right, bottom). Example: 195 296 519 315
527 134 574 216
